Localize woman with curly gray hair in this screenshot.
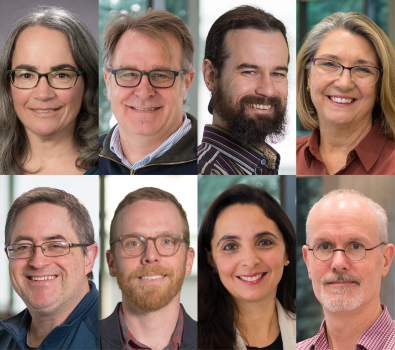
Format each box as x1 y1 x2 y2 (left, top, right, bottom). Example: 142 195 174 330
0 7 98 174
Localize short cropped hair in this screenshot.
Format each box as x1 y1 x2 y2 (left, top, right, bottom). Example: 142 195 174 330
110 187 190 244
5 187 95 280
297 12 395 140
306 189 388 244
204 5 289 113
102 10 194 72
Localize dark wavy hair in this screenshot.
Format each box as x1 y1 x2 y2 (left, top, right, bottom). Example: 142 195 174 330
0 7 98 174
198 184 296 349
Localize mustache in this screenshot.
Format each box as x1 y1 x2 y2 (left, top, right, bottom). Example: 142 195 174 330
127 265 174 280
321 272 362 285
239 94 282 108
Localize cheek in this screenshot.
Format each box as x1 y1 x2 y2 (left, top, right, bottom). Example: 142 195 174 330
11 88 29 112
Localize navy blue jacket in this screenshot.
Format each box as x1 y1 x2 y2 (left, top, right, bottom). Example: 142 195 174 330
98 114 197 175
99 303 197 350
0 281 99 350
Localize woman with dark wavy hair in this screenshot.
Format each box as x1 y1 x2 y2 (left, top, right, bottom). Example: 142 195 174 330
198 184 296 349
0 7 98 174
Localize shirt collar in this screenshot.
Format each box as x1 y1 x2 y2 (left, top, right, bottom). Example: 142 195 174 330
202 124 280 172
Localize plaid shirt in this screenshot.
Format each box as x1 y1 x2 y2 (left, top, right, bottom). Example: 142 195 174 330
198 124 280 175
297 304 395 350
119 304 184 350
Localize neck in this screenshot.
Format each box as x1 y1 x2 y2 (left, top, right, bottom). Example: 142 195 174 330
324 301 382 350
118 118 183 166
121 294 181 350
28 281 90 347
318 117 372 174
235 296 279 348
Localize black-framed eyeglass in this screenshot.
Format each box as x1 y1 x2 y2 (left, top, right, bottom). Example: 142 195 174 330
4 241 92 259
111 69 185 88
110 234 189 257
311 58 382 86
7 69 84 89
307 242 386 261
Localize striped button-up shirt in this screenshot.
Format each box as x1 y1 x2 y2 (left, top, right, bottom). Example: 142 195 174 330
297 304 395 350
110 114 191 170
198 124 280 175
119 304 184 350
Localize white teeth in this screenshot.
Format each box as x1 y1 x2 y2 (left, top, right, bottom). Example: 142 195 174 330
33 109 56 113
330 97 353 104
133 107 158 111
141 275 164 280
248 104 271 110
239 273 263 281
30 276 56 281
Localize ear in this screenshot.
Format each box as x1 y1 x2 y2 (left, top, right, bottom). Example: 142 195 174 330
205 248 217 272
202 59 217 92
182 68 195 102
185 247 195 276
381 243 395 277
84 243 99 277
106 249 117 278
307 70 311 89
302 245 312 280
284 252 289 266
103 68 112 101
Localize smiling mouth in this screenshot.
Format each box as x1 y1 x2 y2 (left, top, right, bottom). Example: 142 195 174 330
132 106 160 111
140 275 166 280
31 108 61 113
247 103 271 110
329 96 355 104
237 272 266 282
28 275 57 281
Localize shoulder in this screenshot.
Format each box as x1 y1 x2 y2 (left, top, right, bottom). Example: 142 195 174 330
296 135 310 148
180 304 197 350
296 337 315 350
99 133 108 146
99 303 123 350
276 299 296 350
198 143 226 175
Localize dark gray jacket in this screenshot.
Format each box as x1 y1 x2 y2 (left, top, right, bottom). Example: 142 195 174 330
99 303 197 350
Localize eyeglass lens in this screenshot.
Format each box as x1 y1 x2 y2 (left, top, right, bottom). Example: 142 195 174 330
7 241 70 258
10 69 79 89
115 69 176 88
313 59 380 86
121 235 180 256
313 242 366 261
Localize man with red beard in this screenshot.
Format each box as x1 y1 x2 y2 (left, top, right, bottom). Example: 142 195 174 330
198 5 289 175
100 187 196 350
299 189 395 350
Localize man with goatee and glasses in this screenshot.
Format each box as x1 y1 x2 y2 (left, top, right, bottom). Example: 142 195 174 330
100 187 196 350
198 5 289 175
298 189 395 350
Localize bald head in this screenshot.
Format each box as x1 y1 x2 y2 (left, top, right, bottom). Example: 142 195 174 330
306 189 388 245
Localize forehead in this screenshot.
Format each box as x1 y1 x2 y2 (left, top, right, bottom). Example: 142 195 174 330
115 200 183 238
212 204 283 242
12 26 77 69
111 30 182 69
315 29 379 67
223 28 288 69
308 195 378 243
10 202 78 243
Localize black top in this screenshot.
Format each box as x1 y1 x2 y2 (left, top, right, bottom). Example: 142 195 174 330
246 332 283 350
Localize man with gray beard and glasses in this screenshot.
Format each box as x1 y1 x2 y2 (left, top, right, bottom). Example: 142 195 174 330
99 187 196 350
298 189 395 350
198 5 289 175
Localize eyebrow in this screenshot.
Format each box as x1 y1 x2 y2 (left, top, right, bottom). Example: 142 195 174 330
235 63 288 73
318 54 377 67
13 63 78 71
215 231 279 248
117 65 173 71
12 234 68 244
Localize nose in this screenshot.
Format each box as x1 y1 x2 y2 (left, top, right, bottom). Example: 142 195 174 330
255 72 277 97
133 74 155 100
241 246 260 268
29 246 51 269
330 249 350 271
32 75 56 100
333 68 355 90
141 240 160 265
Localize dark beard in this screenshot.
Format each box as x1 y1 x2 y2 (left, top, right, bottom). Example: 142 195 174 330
210 84 288 147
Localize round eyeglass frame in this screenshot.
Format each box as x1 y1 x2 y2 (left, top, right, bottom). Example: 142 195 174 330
4 241 93 259
307 242 386 261
6 69 84 90
110 234 190 257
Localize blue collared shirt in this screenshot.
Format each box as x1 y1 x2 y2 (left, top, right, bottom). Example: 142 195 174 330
110 114 192 170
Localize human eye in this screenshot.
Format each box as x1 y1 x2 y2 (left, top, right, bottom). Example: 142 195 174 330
47 241 65 249
348 242 364 250
16 243 32 251
222 242 238 251
16 70 35 80
151 71 172 80
354 66 373 75
241 70 259 78
316 242 331 250
257 239 274 247
124 238 141 248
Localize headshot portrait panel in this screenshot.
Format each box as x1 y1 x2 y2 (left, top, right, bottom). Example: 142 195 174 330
0 175 100 349
198 175 296 349
296 175 395 347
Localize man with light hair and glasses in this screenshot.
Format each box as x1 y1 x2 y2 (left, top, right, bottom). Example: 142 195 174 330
100 187 196 349
0 187 99 350
298 189 395 349
99 10 197 175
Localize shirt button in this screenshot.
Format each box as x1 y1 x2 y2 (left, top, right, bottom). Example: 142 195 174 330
260 158 268 166
350 151 355 158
